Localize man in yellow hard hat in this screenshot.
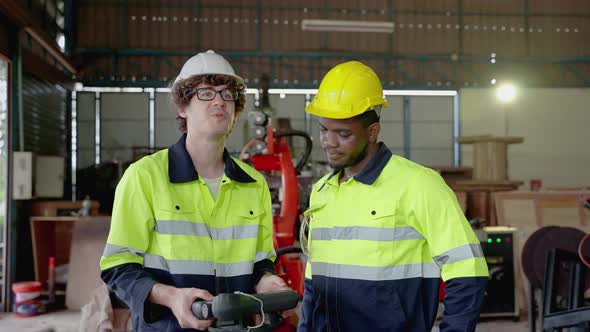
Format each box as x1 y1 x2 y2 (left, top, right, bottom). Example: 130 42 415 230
100 50 289 332
298 61 488 332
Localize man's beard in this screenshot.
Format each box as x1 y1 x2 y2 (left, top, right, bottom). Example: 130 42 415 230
329 141 369 171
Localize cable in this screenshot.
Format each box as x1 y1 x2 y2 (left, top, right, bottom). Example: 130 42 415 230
578 233 590 269
274 130 313 173
299 215 310 257
234 291 265 331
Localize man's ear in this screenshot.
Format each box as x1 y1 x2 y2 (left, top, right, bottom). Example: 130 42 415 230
178 107 187 119
368 122 380 143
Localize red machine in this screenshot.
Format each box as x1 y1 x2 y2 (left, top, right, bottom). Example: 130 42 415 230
243 122 311 299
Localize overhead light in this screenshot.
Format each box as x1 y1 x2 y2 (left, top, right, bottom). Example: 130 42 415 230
301 19 394 33
497 83 516 103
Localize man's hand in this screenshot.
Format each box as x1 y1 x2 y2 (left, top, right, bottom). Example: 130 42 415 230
149 283 214 330
255 274 290 294
254 274 295 319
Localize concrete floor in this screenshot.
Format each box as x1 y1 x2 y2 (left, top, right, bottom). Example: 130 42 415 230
0 310 531 332
0 310 79 332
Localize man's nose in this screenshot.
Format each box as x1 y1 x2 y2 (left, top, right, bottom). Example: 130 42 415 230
211 91 225 105
321 132 338 148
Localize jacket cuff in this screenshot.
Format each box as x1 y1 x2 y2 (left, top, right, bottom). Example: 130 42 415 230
130 278 160 324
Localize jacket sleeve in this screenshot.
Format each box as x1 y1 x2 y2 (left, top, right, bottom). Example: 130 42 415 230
407 168 489 331
253 178 277 284
99 164 161 323
101 264 161 323
440 277 488 332
298 276 315 332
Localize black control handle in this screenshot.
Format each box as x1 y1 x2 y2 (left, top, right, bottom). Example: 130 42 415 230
191 290 298 321
192 300 214 320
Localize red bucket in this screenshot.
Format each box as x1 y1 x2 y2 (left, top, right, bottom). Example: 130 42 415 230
12 281 43 317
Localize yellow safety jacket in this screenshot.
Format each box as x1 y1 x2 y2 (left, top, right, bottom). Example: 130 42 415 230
100 134 275 332
298 142 488 332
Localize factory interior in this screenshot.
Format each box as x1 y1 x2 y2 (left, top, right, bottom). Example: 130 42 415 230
0 0 589 331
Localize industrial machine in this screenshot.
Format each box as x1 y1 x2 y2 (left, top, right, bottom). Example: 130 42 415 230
523 223 590 332
241 109 312 298
541 248 590 332
438 222 520 319
240 82 313 300
237 82 314 330
480 226 519 318
192 290 299 332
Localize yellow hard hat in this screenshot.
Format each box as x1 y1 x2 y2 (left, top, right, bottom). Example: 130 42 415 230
306 61 388 119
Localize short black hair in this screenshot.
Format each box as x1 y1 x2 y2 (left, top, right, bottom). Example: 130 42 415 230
354 109 380 128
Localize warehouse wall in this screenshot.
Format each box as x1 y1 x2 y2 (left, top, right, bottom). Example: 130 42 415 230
21 76 67 155
460 88 590 188
101 93 149 162
408 96 455 166
76 92 95 169
77 90 458 170
269 94 455 167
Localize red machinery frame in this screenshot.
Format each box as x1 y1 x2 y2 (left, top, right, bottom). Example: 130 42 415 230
248 125 306 299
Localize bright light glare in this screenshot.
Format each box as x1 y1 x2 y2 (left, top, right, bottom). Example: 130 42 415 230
497 84 516 103
57 35 65 51
491 78 496 85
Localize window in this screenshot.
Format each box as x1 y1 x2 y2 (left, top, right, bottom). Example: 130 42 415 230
0 59 8 310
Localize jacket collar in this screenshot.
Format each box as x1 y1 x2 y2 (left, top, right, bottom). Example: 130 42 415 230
168 133 256 184
325 142 392 186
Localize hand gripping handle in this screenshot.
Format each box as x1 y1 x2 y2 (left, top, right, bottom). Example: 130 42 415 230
191 300 214 320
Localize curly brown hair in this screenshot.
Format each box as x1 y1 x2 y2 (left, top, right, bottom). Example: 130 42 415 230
171 74 246 133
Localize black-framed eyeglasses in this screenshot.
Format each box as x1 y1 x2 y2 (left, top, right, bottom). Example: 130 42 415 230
187 87 240 101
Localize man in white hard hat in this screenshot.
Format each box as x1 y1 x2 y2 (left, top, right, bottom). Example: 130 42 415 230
100 50 289 331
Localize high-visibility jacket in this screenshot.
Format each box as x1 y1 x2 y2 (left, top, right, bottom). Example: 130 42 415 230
298 143 488 332
100 134 276 332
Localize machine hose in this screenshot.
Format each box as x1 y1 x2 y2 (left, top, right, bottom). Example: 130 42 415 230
275 130 313 173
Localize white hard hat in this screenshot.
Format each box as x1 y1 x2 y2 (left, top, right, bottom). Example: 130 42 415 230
173 50 244 86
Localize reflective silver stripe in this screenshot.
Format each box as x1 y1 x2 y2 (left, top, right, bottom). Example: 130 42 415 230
312 226 423 241
102 243 145 258
155 220 259 240
144 254 215 275
433 244 484 267
216 261 254 277
210 225 259 240
311 262 440 281
143 254 255 277
255 250 276 262
155 220 210 237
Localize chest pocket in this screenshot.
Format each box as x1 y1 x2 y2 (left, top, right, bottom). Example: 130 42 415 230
150 203 204 261
366 203 423 242
217 205 264 232
153 184 199 222
155 203 197 222
367 203 398 228
234 207 263 221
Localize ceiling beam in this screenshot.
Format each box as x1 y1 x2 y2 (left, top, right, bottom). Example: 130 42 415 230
0 0 77 74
